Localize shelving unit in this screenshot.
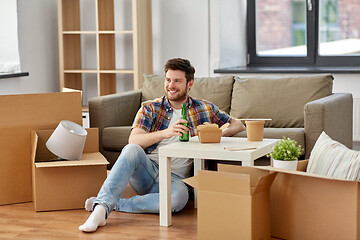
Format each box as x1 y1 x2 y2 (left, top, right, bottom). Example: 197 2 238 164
58 0 153 109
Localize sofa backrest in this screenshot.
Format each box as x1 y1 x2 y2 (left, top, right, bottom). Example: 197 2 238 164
142 74 234 113
141 74 333 128
230 74 334 128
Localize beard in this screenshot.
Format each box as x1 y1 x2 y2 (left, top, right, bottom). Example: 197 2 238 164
164 85 188 102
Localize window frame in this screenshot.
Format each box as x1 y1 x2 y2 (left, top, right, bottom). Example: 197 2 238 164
247 0 360 67
0 0 23 74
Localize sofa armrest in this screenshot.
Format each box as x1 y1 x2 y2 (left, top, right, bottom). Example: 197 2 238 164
89 89 142 130
304 93 353 158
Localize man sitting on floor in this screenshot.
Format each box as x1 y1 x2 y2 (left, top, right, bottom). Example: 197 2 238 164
79 58 245 232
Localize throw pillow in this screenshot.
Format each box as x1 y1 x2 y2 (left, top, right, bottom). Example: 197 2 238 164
189 76 234 113
142 74 234 113
230 74 333 128
306 131 360 181
142 74 165 102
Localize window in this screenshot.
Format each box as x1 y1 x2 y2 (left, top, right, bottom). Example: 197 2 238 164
0 0 21 74
247 0 360 67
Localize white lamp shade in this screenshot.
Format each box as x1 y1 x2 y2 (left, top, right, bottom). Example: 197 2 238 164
46 120 88 160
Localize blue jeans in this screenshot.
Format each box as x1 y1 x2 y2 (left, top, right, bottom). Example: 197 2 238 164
93 144 189 218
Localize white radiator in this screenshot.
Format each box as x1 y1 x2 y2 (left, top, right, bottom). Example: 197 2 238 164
353 98 360 141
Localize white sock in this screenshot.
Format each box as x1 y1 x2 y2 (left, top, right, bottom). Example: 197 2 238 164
85 197 96 212
79 205 106 232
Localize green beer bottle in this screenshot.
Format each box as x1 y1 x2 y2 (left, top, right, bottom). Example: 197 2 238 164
179 103 189 142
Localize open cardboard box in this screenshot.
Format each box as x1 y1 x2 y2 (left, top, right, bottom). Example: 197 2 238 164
183 165 277 240
259 160 360 240
31 128 108 211
0 92 83 205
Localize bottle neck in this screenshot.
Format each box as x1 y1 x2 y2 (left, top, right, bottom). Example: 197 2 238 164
181 108 185 116
181 104 188 121
181 103 186 115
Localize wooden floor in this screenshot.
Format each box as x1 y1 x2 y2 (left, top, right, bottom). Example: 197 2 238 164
0 160 277 240
0 187 197 240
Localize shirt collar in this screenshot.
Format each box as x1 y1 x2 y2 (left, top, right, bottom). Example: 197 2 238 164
187 95 194 108
162 96 172 112
162 95 194 111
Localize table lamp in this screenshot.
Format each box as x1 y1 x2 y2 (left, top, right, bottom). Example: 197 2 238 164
46 120 88 160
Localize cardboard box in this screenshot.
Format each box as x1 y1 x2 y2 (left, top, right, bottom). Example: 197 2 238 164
31 128 108 211
266 161 360 240
0 92 83 205
183 165 277 240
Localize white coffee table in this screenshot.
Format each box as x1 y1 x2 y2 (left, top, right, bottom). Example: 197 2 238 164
158 136 279 226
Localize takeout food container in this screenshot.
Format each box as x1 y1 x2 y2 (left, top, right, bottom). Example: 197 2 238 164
245 120 265 142
197 123 222 143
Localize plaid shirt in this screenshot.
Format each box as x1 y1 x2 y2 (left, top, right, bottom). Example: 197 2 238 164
132 95 231 153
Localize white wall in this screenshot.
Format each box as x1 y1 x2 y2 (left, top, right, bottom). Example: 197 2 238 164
332 74 360 97
151 0 209 77
0 0 359 101
0 0 59 95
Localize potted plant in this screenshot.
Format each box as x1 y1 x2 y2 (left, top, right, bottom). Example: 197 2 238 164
268 137 304 170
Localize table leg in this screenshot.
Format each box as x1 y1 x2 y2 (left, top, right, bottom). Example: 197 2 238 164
193 158 204 208
159 156 171 226
194 158 204 175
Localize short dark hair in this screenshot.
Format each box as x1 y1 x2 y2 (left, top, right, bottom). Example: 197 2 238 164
164 58 195 83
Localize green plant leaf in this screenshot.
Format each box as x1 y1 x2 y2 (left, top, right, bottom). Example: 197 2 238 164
268 137 304 161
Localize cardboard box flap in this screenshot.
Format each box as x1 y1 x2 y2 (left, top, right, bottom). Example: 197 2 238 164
82 128 100 153
297 159 308 171
184 170 251 195
30 131 39 166
256 165 357 183
218 164 271 188
182 176 198 189
35 152 108 168
31 129 58 161
252 172 277 195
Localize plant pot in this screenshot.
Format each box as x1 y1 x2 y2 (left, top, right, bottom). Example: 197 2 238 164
245 120 265 141
273 159 298 170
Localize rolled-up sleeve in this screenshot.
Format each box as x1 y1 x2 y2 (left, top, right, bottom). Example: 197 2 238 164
132 102 154 132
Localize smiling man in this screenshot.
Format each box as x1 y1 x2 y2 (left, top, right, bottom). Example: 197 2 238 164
79 58 245 233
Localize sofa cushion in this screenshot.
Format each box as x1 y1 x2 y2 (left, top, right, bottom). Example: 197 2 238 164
102 126 132 151
230 74 333 128
233 127 305 151
142 74 165 102
189 76 234 113
142 74 234 113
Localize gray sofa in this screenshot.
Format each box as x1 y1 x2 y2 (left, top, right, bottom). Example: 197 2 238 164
89 74 353 169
